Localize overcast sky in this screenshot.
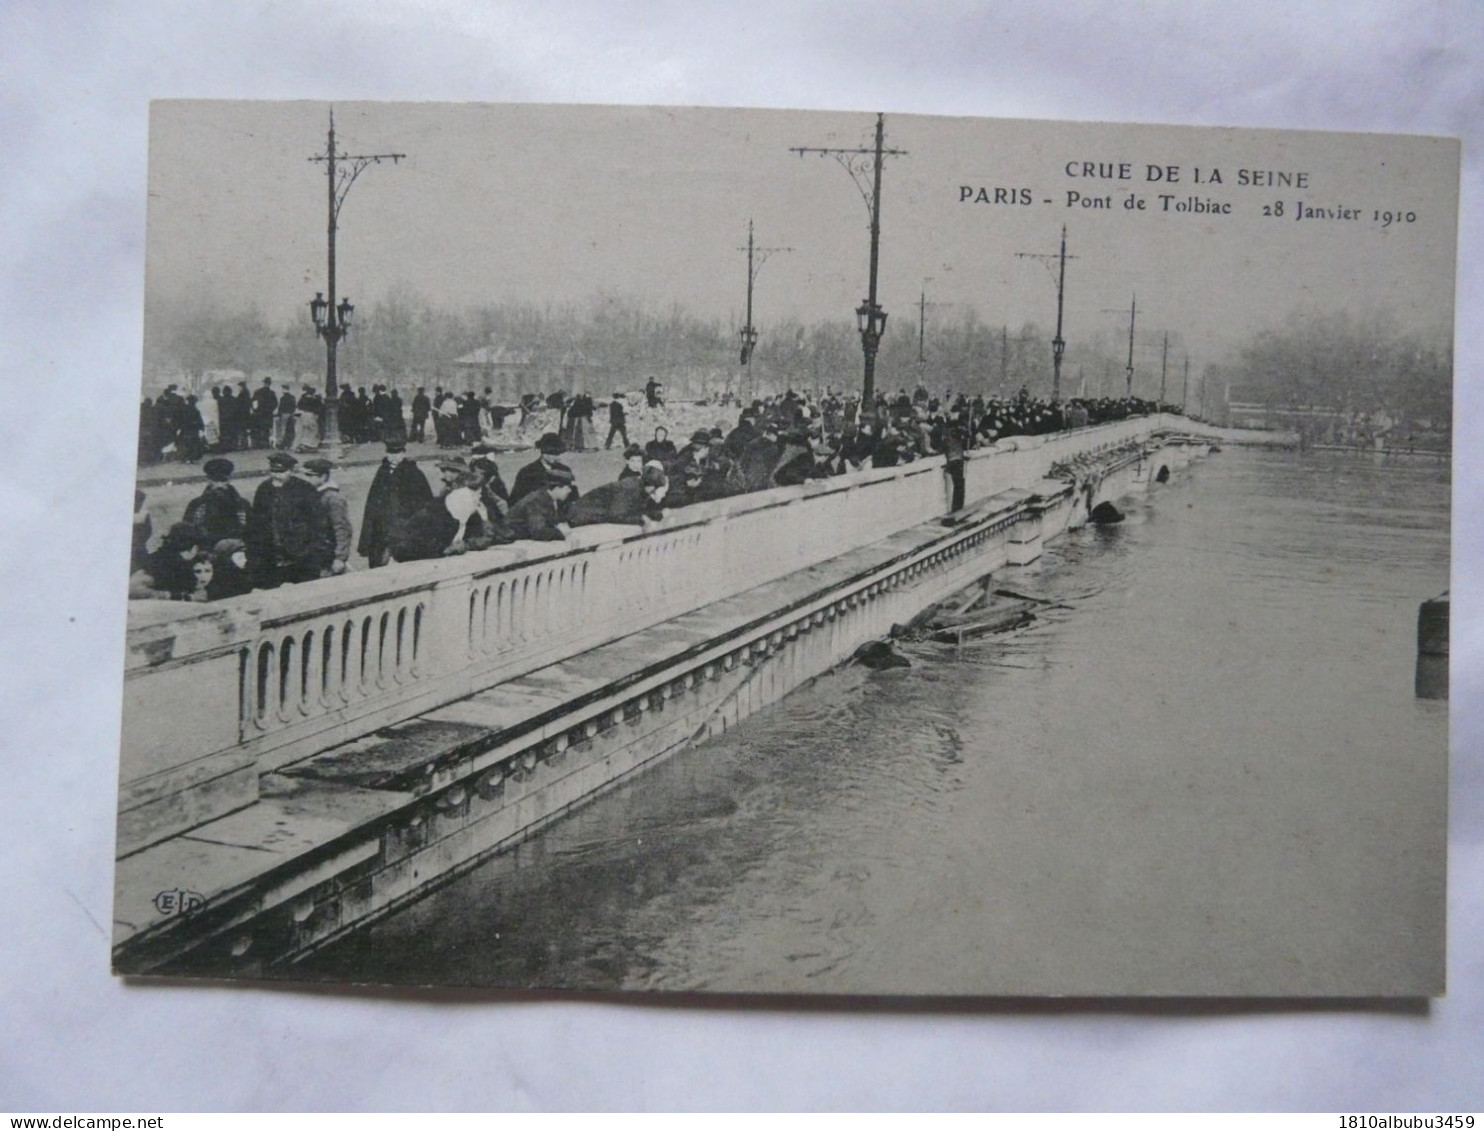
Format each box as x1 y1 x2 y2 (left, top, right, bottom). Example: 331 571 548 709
146 99 1458 371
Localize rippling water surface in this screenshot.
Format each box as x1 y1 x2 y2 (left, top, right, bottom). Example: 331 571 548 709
308 448 1450 995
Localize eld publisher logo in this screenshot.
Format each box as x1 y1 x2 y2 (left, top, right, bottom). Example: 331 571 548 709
152 888 205 917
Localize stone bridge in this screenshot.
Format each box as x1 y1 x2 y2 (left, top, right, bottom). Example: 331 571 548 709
113 414 1216 973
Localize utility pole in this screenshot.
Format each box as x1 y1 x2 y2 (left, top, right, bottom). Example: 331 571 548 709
1100 294 1137 398
1119 295 1137 397
1016 225 1076 401
736 219 793 404
307 107 404 450
915 279 947 380
918 287 927 367
790 112 906 412
1160 331 1169 404
1001 325 1009 395
1182 354 1190 412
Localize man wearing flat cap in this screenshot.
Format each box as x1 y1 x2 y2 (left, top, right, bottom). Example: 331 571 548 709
182 457 251 547
359 438 433 568
303 458 353 576
244 452 334 588
508 433 580 507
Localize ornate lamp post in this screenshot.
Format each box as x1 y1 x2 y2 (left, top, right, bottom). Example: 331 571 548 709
736 219 791 404
855 299 887 409
790 113 906 412
308 293 355 439
307 108 403 449
739 322 759 365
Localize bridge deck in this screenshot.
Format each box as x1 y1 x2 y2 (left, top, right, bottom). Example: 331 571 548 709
113 485 1040 948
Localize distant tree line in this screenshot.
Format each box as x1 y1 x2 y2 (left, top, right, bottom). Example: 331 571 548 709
1226 309 1451 429
143 287 1198 406
146 290 1444 425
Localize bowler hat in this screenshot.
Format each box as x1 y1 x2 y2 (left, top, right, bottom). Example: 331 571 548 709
536 433 565 455
266 452 298 471
384 438 407 453
303 458 334 475
203 457 234 481
689 430 711 445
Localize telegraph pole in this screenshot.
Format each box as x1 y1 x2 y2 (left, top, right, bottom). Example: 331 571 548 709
307 108 404 449
790 112 907 411
918 288 927 366
1016 225 1076 401
1001 325 1009 394
1160 331 1169 404
1182 353 1190 412
915 279 947 379
736 219 793 403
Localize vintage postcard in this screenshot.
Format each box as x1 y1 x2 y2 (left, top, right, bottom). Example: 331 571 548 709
115 101 1456 995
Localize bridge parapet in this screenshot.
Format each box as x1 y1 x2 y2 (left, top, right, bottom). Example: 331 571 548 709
117 415 1179 856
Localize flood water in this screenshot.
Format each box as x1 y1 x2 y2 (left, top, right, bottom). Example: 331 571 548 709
305 448 1450 996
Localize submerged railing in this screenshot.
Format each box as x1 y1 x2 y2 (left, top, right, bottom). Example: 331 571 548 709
118 415 1177 855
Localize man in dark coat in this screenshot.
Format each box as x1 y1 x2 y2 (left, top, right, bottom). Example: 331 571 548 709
507 466 574 541
870 422 908 468
604 393 629 450
411 386 431 442
740 421 782 491
182 458 252 547
568 464 667 529
390 486 489 561
664 462 710 509
770 430 817 487
244 452 332 588
509 433 579 506
470 456 517 545
250 378 278 450
723 411 758 459
304 458 353 575
129 522 206 600
274 387 297 450
359 438 434 567
371 386 392 443
672 430 714 475
931 416 970 511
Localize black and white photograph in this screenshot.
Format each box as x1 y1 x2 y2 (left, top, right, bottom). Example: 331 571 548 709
7 1 1484 1113
113 101 1455 996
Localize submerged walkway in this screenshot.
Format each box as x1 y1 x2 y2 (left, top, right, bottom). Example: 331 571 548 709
114 483 1040 964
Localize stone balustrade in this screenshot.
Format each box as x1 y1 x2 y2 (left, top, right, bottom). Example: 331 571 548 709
117 414 1173 856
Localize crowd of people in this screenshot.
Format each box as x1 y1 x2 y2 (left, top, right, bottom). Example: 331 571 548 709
130 381 1171 603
